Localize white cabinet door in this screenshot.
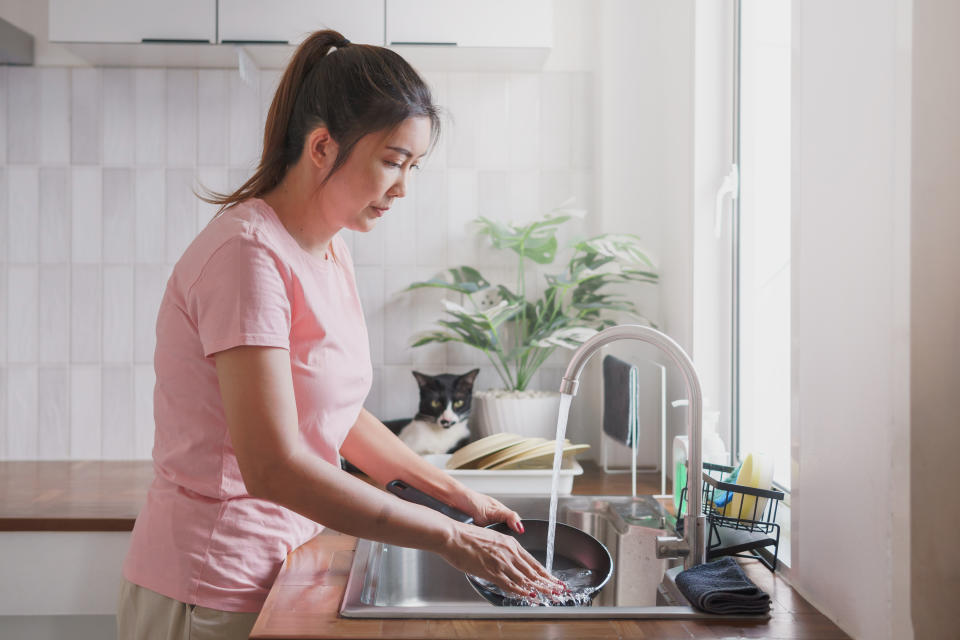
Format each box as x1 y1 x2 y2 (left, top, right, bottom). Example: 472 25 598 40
218 0 385 46
386 0 552 48
49 0 216 43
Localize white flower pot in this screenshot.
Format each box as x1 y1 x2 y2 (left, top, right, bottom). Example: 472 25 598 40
471 390 563 441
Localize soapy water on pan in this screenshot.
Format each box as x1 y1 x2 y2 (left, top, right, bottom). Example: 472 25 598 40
472 568 597 606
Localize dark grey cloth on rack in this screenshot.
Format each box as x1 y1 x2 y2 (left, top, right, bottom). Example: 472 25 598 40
602 355 634 445
675 557 771 615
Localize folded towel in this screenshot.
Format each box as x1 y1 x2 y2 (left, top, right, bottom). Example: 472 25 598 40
675 557 771 615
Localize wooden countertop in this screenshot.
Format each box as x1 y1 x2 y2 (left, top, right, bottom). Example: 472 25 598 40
0 460 648 531
0 460 848 639
0 460 153 531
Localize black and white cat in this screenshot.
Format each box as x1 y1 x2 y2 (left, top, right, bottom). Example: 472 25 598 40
386 369 479 456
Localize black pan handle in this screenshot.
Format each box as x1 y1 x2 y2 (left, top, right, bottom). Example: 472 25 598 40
386 480 474 525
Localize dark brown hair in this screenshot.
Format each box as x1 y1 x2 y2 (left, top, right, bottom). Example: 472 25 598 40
201 29 441 212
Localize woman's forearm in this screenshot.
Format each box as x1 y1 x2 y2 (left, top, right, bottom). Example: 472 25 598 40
339 408 474 511
256 447 459 552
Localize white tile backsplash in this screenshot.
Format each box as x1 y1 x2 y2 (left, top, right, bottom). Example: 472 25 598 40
414 169 448 266
0 168 6 263
355 266 385 366
228 71 260 170
102 69 136 166
7 67 39 164
165 169 198 263
474 74 510 169
102 266 134 363
70 365 101 459
352 216 386 267
382 196 418 265
6 365 38 459
445 73 478 168
40 167 71 263
195 167 228 232
540 73 572 170
134 265 168 363
134 364 155 459
102 169 136 263
71 265 102 363
0 367 6 458
71 68 101 165
37 366 70 458
166 70 197 167
101 365 134 459
134 168 166 263
198 70 229 166
8 266 39 363
507 73 541 170
135 69 167 166
383 267 419 365
0 67 7 166
71 166 103 264
8 167 39 263
0 265 6 363
40 68 71 165
39 265 70 364
1 65 594 459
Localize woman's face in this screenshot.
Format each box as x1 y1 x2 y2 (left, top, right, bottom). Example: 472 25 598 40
319 116 432 233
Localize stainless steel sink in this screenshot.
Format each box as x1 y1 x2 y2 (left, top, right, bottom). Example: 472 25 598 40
340 494 755 619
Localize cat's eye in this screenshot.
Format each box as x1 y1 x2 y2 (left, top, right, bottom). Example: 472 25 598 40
453 400 464 408
431 400 441 408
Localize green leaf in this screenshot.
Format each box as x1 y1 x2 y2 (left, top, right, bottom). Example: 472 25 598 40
406 267 491 294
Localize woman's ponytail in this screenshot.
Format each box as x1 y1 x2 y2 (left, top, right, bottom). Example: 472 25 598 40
200 29 436 214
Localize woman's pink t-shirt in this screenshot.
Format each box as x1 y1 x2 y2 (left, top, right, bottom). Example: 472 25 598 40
123 198 372 612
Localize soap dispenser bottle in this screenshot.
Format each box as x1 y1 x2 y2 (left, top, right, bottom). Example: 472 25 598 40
672 409 728 515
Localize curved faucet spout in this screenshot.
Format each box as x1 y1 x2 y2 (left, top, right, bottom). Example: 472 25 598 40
559 324 706 569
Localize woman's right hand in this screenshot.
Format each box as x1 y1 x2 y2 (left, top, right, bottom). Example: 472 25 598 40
439 521 567 598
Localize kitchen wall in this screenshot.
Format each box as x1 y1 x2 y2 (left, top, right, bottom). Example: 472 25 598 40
0 61 598 460
910 0 960 636
789 0 912 638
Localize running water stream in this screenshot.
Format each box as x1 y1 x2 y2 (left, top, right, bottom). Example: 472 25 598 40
544 392 574 575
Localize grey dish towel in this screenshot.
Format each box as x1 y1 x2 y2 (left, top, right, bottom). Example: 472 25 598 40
602 355 637 446
675 557 771 615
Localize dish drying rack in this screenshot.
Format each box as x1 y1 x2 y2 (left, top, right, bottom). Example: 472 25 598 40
678 461 785 571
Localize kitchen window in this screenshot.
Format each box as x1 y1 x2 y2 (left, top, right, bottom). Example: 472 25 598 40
735 0 792 491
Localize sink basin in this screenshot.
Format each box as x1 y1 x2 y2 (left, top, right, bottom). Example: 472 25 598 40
340 494 758 619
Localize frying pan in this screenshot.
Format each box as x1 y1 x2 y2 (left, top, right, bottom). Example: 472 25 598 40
386 480 613 606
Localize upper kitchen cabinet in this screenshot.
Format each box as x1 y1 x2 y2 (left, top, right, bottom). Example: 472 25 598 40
49 0 216 43
386 0 553 70
386 0 551 47
218 0 385 46
47 0 236 67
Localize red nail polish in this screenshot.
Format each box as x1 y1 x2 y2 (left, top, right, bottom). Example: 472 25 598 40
518 522 525 534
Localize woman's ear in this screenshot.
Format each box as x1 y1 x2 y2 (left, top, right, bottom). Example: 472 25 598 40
306 126 339 172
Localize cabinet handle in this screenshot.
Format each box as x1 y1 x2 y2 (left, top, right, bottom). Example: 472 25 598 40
220 39 290 45
141 38 211 44
389 41 457 46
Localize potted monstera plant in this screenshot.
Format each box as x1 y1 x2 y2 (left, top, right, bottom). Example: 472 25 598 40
406 204 658 440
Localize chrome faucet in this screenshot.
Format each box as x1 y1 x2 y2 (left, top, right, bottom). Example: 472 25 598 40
560 324 706 569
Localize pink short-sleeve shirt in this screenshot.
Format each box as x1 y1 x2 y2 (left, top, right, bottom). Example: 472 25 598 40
123 198 372 612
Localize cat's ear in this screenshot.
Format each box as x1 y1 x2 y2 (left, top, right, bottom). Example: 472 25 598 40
412 371 432 388
458 368 480 388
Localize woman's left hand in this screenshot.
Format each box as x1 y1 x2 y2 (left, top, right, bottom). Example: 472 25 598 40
458 490 525 534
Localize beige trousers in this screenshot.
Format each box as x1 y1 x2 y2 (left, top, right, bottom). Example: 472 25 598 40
116 579 259 640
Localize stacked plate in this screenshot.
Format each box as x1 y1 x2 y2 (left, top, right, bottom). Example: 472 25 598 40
446 433 590 471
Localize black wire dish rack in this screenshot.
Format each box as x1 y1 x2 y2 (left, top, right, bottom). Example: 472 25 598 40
677 461 785 571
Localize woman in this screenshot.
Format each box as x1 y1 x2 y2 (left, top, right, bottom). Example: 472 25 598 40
117 30 564 639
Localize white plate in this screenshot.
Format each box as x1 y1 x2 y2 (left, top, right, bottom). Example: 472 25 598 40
425 454 583 495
